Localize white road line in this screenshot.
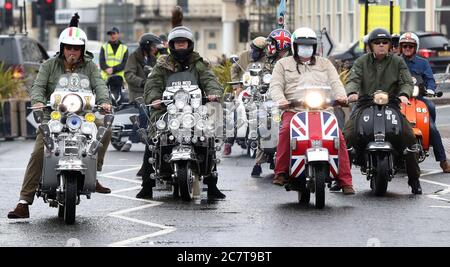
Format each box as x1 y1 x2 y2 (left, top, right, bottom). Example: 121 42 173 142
111 186 142 194
99 175 142 184
101 167 141 176
436 104 450 110
110 203 163 216
108 225 176 247
430 206 450 209
420 178 450 188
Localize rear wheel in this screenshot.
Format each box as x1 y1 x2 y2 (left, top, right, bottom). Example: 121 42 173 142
312 162 328 209
177 162 194 201
63 174 77 225
371 153 389 196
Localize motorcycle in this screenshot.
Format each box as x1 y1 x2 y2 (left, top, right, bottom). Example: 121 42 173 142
132 72 223 201
32 73 114 224
400 74 443 162
349 91 416 196
285 85 341 209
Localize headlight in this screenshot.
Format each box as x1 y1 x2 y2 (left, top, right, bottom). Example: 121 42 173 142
62 94 83 113
413 86 419 97
183 105 193 113
305 92 324 109
58 77 69 87
197 105 208 116
85 113 96 123
48 120 63 133
167 104 177 115
81 122 96 135
243 72 252 86
67 115 82 130
80 79 90 89
191 97 201 109
174 90 189 109
182 114 195 128
156 120 166 130
251 76 260 86
263 74 272 84
50 111 61 121
168 119 180 130
196 119 206 130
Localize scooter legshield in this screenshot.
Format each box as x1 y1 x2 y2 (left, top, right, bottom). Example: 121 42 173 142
400 98 430 151
289 111 339 180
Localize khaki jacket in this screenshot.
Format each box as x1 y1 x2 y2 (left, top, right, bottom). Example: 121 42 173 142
269 56 346 113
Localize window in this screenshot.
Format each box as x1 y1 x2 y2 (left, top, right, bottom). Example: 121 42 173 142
208 43 217 50
435 0 450 37
399 0 426 32
209 31 215 38
348 0 355 42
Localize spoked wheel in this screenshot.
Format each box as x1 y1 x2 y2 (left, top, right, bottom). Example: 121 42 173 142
371 153 389 196
177 162 194 201
62 173 77 225
312 162 328 209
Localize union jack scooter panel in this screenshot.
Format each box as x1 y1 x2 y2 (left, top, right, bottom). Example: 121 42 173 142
290 111 340 179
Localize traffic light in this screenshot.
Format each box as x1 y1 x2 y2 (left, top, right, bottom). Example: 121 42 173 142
4 0 14 28
41 0 56 23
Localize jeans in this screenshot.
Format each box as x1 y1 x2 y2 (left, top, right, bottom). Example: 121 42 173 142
418 97 446 161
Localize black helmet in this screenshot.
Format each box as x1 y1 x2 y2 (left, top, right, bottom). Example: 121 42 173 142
139 33 162 49
368 28 392 45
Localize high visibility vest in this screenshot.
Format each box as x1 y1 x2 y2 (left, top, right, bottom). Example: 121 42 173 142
101 43 128 80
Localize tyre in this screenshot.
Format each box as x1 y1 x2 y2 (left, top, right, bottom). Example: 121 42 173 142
372 153 389 196
58 205 64 218
111 141 125 151
63 173 77 225
313 162 328 209
177 162 193 201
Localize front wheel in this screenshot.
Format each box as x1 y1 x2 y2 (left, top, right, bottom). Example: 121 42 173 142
63 174 77 225
177 162 194 201
312 162 328 209
371 153 390 196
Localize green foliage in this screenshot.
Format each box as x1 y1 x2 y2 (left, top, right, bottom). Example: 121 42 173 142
212 58 233 95
0 62 25 100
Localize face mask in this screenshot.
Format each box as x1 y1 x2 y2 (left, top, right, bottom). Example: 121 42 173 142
297 45 314 58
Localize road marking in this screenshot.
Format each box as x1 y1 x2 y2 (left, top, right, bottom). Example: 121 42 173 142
430 206 450 209
436 104 450 110
99 168 177 247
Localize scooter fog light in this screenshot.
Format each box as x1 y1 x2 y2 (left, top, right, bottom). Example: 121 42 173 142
85 113 96 123
50 111 61 121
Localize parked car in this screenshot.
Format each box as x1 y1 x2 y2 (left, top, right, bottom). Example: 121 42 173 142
0 34 49 87
330 31 450 74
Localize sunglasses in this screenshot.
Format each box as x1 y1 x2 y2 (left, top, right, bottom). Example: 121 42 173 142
373 40 390 45
64 45 82 51
402 44 415 49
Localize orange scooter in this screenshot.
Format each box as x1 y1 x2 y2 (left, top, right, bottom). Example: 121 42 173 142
400 75 442 162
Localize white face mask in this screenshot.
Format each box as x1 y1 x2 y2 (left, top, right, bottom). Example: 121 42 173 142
297 45 314 58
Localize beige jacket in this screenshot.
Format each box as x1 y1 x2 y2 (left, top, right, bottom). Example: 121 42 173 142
269 56 346 112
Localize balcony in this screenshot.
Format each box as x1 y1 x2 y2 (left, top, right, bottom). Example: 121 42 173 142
136 4 222 22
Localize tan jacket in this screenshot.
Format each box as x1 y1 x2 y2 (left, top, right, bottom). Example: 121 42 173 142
269 56 346 112
230 49 266 83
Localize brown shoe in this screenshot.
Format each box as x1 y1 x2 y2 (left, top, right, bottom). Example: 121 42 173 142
440 160 450 173
95 180 111 194
342 185 356 195
7 203 30 219
272 173 288 186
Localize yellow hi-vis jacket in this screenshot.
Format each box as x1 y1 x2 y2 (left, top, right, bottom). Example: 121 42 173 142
101 43 128 80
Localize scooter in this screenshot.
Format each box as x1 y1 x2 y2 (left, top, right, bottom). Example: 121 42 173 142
285 85 341 209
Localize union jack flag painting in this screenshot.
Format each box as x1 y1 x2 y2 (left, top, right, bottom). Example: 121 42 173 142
290 111 340 179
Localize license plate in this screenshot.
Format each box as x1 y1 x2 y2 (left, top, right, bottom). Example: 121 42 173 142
438 51 450 57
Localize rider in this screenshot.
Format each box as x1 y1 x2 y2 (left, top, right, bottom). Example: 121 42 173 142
269 27 355 195
7 14 113 219
343 28 422 194
139 9 226 199
251 28 292 178
122 33 162 154
100 26 128 82
399 32 450 173
224 36 267 156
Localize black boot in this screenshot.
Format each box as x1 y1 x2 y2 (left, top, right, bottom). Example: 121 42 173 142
205 175 226 199
329 181 341 192
408 178 422 195
136 186 153 199
251 164 262 178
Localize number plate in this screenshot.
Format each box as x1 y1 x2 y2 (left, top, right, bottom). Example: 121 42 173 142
438 51 450 57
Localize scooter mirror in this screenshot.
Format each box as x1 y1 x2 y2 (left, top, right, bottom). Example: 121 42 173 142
33 110 44 124
103 114 114 128
230 55 239 63
135 97 145 105
436 91 444 98
96 126 107 142
129 115 140 126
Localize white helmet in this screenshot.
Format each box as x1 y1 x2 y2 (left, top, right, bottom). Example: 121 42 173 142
291 27 318 56
58 27 88 47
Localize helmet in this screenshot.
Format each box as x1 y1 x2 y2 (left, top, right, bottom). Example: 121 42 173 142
391 33 401 47
399 32 420 53
265 29 292 58
368 28 391 45
291 27 317 57
251 36 267 50
139 33 162 48
168 26 195 62
58 27 88 56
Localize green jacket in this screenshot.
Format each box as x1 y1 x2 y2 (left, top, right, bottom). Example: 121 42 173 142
124 48 157 102
30 54 110 106
345 53 413 98
144 51 223 131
